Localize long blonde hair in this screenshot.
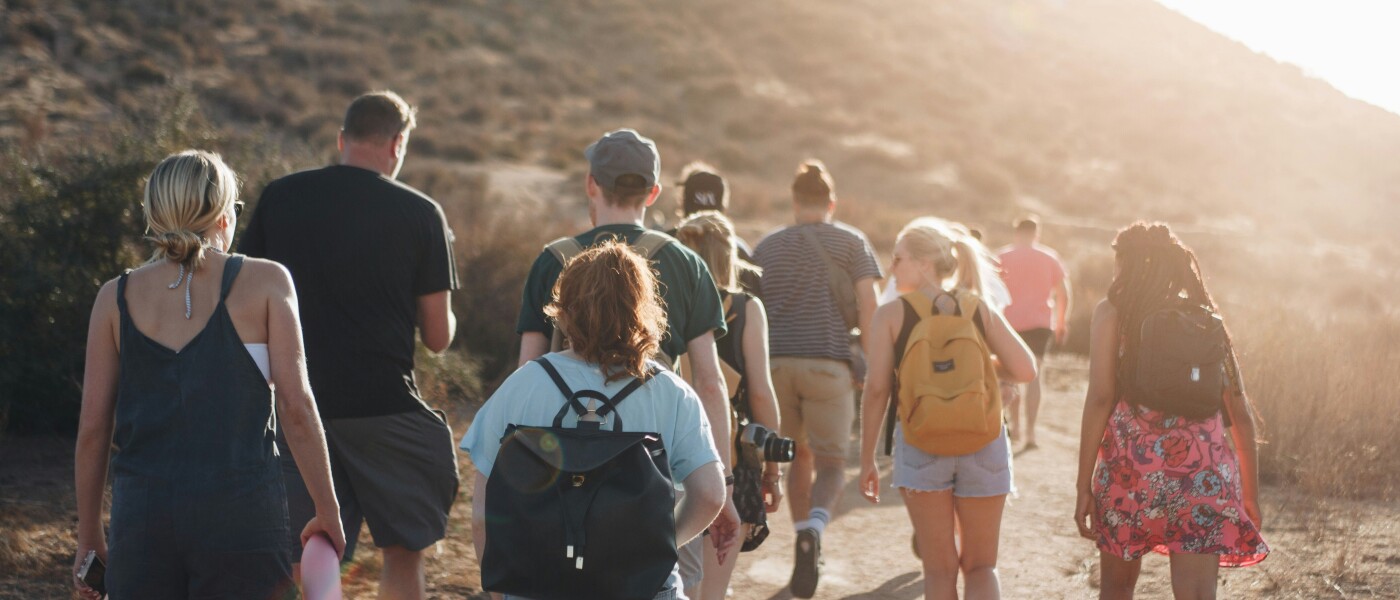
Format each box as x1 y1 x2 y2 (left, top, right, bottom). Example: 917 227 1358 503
896 217 1009 310
674 211 761 293
142 150 239 271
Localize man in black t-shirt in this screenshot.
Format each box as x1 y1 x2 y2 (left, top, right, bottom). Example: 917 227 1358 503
240 91 459 600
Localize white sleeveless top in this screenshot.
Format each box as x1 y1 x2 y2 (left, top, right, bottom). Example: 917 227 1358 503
245 343 271 382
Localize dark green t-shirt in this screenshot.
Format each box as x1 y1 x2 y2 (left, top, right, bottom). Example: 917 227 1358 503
517 224 727 359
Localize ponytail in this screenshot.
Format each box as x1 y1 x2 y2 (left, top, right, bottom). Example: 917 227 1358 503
896 217 1010 311
952 238 983 297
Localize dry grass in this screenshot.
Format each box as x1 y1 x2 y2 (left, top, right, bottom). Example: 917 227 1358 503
1234 309 1400 500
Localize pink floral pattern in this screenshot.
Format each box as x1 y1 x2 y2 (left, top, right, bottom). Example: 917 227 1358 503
1091 400 1268 566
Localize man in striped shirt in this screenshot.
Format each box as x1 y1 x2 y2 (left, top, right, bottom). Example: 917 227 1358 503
754 160 882 598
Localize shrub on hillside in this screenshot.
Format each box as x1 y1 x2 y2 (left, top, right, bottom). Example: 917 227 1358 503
0 147 146 433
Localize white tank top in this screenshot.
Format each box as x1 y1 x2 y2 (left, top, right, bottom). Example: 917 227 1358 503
245 343 271 382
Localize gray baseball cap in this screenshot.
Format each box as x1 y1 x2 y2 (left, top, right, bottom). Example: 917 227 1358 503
585 128 660 191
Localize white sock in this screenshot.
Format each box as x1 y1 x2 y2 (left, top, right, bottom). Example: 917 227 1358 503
808 508 831 536
794 518 813 532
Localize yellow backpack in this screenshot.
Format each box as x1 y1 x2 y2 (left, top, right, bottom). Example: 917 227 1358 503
895 290 1002 456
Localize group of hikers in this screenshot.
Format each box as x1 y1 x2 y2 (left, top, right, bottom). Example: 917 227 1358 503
71 90 1268 600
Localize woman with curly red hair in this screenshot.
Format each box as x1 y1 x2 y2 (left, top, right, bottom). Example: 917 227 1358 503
461 240 729 599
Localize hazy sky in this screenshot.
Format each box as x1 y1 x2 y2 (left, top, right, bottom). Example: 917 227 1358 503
1155 0 1400 115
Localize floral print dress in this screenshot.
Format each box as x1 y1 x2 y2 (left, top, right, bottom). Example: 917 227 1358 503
1091 400 1269 566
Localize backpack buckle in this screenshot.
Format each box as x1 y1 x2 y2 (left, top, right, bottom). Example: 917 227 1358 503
572 474 586 487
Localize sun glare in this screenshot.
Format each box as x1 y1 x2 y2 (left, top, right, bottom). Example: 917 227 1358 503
1156 0 1400 115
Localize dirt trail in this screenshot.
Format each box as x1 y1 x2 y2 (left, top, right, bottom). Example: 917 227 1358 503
4 355 1394 598
717 356 1311 599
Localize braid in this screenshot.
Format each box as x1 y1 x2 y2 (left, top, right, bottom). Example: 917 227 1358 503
1108 223 1193 397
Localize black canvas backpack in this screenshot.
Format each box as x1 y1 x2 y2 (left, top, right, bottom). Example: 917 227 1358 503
1130 304 1233 420
482 358 677 600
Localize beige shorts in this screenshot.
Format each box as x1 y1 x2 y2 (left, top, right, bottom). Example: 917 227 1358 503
770 357 855 460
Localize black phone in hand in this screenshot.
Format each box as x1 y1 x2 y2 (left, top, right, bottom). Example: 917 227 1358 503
78 550 106 595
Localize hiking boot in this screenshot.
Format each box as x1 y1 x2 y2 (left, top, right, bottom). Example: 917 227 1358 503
790 527 821 598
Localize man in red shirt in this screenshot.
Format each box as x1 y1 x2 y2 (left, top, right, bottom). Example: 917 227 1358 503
997 217 1071 450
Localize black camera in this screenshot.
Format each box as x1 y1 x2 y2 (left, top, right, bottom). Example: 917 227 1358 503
739 423 795 463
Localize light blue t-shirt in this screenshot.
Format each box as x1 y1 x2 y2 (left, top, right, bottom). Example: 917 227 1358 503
461 353 719 599
461 352 720 484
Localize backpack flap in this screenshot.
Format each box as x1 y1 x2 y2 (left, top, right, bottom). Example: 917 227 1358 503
895 291 1002 456
503 425 664 474
1133 307 1229 420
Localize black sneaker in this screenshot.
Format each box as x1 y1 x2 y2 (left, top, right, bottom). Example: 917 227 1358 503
790 527 821 598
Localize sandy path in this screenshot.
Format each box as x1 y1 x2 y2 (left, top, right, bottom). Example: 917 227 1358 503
719 356 1284 599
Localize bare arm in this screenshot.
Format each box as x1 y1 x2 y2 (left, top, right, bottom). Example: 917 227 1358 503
685 332 732 466
742 299 785 507
857 301 902 503
1224 387 1263 527
472 470 488 562
684 332 742 563
417 290 456 354
1052 274 1072 344
1074 301 1119 538
982 305 1038 384
74 280 119 594
266 266 345 555
675 461 727 546
854 276 879 356
517 332 549 369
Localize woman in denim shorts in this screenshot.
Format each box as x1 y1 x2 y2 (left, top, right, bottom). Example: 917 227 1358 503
857 217 1037 600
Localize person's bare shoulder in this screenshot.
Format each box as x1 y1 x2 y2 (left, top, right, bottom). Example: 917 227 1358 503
1093 298 1117 325
238 257 296 298
872 297 905 332
91 276 121 317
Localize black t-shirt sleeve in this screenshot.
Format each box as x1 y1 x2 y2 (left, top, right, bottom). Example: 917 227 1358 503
238 185 272 258
414 203 460 295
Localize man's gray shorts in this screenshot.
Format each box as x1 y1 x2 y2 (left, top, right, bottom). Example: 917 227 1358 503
277 405 459 561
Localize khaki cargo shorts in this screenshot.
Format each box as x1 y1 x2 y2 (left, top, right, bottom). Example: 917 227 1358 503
770 357 855 460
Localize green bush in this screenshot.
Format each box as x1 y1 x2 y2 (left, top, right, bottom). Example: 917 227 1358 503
0 89 302 433
0 147 146 433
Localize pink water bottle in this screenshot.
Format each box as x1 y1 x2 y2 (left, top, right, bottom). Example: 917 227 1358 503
301 533 343 600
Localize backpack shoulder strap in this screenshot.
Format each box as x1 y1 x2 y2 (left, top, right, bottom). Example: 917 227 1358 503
631 230 674 259
545 237 587 266
893 295 926 366
799 226 839 274
545 238 585 353
534 357 574 398
887 294 924 457
954 290 980 322
952 291 988 336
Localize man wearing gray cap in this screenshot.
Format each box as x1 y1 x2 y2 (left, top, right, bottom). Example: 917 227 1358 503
514 128 740 595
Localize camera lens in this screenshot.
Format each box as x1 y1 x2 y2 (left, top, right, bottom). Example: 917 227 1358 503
764 436 796 463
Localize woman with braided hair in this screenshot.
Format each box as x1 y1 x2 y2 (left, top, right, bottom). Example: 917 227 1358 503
1074 222 1267 600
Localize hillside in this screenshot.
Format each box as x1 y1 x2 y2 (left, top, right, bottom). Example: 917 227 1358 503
4 0 1400 243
